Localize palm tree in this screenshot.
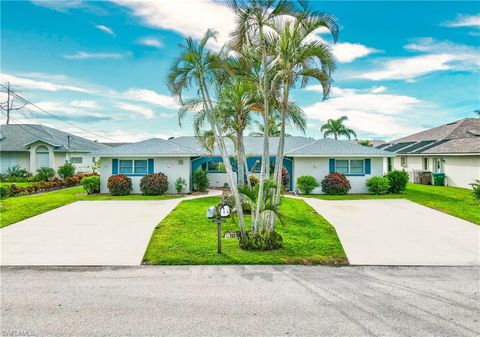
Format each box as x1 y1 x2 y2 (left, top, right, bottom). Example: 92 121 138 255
228 0 298 234
475 109 480 117
321 116 357 140
267 5 338 229
249 105 306 137
167 30 247 236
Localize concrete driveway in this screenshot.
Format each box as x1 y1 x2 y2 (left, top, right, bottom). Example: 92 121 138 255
0 191 221 266
301 198 480 265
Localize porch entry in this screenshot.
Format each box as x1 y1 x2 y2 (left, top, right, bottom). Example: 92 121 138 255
191 156 293 190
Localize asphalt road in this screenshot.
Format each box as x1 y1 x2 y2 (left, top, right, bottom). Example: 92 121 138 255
1 266 479 337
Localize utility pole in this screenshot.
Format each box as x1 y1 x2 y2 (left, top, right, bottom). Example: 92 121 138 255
1 82 28 124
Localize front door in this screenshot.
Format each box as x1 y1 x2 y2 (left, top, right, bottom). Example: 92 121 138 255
432 158 444 173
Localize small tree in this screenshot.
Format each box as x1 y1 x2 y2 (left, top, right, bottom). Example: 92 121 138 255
175 177 187 193
58 162 76 179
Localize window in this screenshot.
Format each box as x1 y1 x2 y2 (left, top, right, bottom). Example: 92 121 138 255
387 157 393 172
335 160 349 174
70 157 83 164
423 157 429 171
134 160 148 174
119 159 148 174
335 159 365 175
206 161 226 172
119 160 133 174
400 156 408 167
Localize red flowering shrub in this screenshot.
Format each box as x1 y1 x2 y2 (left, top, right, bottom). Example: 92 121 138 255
281 168 289 190
107 174 132 196
321 172 351 195
140 173 169 195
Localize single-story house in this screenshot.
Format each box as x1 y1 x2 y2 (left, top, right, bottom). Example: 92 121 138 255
377 118 480 188
0 124 108 174
94 136 394 194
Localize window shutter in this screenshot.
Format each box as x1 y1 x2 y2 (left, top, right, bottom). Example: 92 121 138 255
365 159 371 174
112 159 118 174
329 159 335 173
148 159 154 174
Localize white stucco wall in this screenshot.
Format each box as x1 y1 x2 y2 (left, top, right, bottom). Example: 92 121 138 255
100 157 191 194
0 152 30 173
292 157 386 194
392 155 480 188
207 172 238 188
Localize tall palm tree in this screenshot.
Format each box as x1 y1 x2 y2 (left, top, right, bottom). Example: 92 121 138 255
320 116 357 140
167 30 247 236
249 105 306 137
268 5 338 229
228 0 298 234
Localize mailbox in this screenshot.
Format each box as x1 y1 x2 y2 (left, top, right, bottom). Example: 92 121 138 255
206 206 216 219
220 205 230 217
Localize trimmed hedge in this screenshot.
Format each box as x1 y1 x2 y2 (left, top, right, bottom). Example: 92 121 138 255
386 170 409 194
366 176 390 195
107 175 132 196
321 172 351 195
140 173 169 195
296 175 318 195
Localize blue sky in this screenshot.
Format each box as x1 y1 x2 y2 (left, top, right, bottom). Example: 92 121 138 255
1 0 479 142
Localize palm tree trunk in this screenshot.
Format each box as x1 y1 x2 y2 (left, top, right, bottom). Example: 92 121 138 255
200 81 246 237
253 27 269 235
236 132 245 186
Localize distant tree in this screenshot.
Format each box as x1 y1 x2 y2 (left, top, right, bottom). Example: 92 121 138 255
0 82 28 124
358 140 373 147
321 116 357 140
475 109 480 117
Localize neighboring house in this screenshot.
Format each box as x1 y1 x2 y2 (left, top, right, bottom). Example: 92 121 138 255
377 118 480 188
0 124 108 174
95 136 394 194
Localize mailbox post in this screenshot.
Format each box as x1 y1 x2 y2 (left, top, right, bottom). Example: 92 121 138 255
206 204 230 254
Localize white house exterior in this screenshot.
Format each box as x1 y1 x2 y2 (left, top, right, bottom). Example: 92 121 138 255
377 118 480 188
95 136 394 194
0 124 108 174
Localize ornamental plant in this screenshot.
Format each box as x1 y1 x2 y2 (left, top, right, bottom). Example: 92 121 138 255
366 176 390 195
35 167 55 181
82 176 100 194
140 173 169 195
296 175 318 195
386 170 409 194
107 175 132 196
193 169 209 192
57 162 76 179
321 172 351 195
470 180 480 202
175 177 187 193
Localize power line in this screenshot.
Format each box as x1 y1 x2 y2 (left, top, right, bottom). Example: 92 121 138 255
0 83 119 142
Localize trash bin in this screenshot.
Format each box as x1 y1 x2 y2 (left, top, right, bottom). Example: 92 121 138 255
432 173 445 186
419 171 432 185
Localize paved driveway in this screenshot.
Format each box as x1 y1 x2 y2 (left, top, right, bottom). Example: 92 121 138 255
1 191 221 266
301 198 480 265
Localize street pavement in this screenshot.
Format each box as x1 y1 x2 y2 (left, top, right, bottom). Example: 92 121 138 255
1 265 479 337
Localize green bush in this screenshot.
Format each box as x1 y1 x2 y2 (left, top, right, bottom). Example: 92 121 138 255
35 167 55 181
175 177 187 193
193 169 209 192
386 170 409 194
0 185 9 199
470 180 480 202
366 176 390 195
321 172 351 195
238 231 283 251
296 175 318 194
107 175 132 196
82 176 100 194
57 162 76 179
140 173 169 195
2 165 29 179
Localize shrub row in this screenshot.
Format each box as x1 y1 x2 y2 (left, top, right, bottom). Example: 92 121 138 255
0 173 98 198
366 170 409 195
297 173 351 195
107 173 186 196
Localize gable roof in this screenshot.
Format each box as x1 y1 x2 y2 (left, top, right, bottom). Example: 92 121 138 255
94 136 393 157
378 118 480 155
0 124 108 152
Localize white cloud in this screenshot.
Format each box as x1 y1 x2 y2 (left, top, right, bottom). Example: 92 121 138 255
1 73 91 93
122 88 179 109
302 86 426 137
444 14 480 28
332 42 379 63
31 0 82 12
35 101 107 119
70 100 98 109
96 24 116 36
159 112 175 118
62 51 128 60
355 38 479 81
116 102 155 119
138 37 162 48
113 0 235 49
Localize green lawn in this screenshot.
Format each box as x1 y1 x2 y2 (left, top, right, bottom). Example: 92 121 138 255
0 181 36 188
305 183 479 225
143 196 348 265
0 186 183 228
